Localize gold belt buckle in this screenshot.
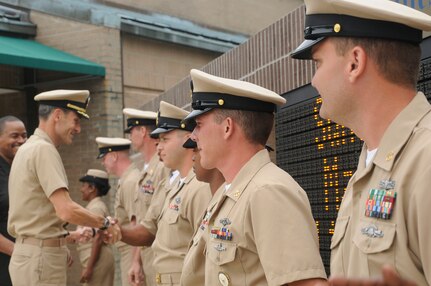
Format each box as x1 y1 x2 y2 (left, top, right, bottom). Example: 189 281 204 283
156 273 161 284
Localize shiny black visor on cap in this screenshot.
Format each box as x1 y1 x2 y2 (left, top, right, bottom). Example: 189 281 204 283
291 13 422 60
154 114 196 132
182 138 197 149
150 127 170 139
97 145 130 159
124 118 156 133
290 38 325 59
41 99 90 119
183 108 212 121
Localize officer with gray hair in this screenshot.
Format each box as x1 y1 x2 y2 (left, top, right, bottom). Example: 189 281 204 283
8 90 121 286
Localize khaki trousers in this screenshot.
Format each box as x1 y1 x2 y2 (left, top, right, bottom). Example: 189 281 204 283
9 240 68 286
117 241 134 286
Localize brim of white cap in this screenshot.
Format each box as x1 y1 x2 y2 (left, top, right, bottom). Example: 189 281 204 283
183 108 213 122
290 38 325 59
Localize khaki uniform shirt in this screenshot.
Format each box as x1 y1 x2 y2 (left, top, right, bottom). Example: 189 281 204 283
77 197 110 255
135 153 170 222
115 164 141 224
136 154 170 286
77 197 114 286
203 150 326 286
181 187 225 286
142 169 211 275
8 128 68 239
331 92 431 284
114 164 141 286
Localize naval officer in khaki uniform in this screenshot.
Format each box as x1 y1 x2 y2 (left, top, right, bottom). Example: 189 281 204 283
96 137 141 286
185 70 327 286
118 101 212 286
76 169 115 286
291 0 431 284
180 138 225 286
8 90 120 286
123 108 170 286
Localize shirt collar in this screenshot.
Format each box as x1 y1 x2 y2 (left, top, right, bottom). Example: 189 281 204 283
225 149 271 202
372 92 431 171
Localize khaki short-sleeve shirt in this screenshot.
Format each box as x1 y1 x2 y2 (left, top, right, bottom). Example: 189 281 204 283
114 164 141 225
77 197 110 256
135 154 170 221
181 186 225 286
8 128 69 239
203 150 326 286
331 92 431 284
143 169 211 274
141 172 179 235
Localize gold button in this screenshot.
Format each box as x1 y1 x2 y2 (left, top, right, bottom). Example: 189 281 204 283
386 152 394 161
334 23 341 33
234 191 240 198
218 272 231 286
108 148 112 152
218 99 224 106
135 120 139 124
181 123 186 129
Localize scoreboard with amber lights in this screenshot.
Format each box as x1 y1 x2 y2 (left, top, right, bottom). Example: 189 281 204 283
275 36 431 274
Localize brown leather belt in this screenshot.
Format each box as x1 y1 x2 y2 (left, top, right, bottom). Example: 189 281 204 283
17 236 66 247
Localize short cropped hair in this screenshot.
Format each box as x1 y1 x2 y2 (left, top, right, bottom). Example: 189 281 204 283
212 109 274 146
0 116 22 135
332 37 421 89
38 104 71 120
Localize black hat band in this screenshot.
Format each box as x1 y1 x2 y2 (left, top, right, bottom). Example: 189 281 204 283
157 116 196 132
304 14 422 44
192 92 276 113
98 145 130 158
127 118 156 128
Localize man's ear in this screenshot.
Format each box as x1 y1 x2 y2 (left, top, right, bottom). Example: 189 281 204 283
52 108 63 122
347 45 367 83
223 117 234 139
141 126 148 138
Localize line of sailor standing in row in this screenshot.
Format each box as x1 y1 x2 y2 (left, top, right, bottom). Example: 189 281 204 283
4 0 431 285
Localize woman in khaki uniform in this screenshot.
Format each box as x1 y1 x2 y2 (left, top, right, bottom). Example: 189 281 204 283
76 169 114 286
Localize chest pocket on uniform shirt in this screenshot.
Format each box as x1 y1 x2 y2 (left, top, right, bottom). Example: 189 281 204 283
207 241 237 266
164 209 179 224
352 218 396 275
331 216 350 250
353 218 396 253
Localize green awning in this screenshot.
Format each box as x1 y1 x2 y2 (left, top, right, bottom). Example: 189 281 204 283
0 35 105 76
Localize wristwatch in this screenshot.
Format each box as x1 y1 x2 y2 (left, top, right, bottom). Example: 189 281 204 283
99 217 111 230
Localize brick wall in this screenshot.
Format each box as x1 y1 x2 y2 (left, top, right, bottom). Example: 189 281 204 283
122 35 220 107
141 5 312 161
